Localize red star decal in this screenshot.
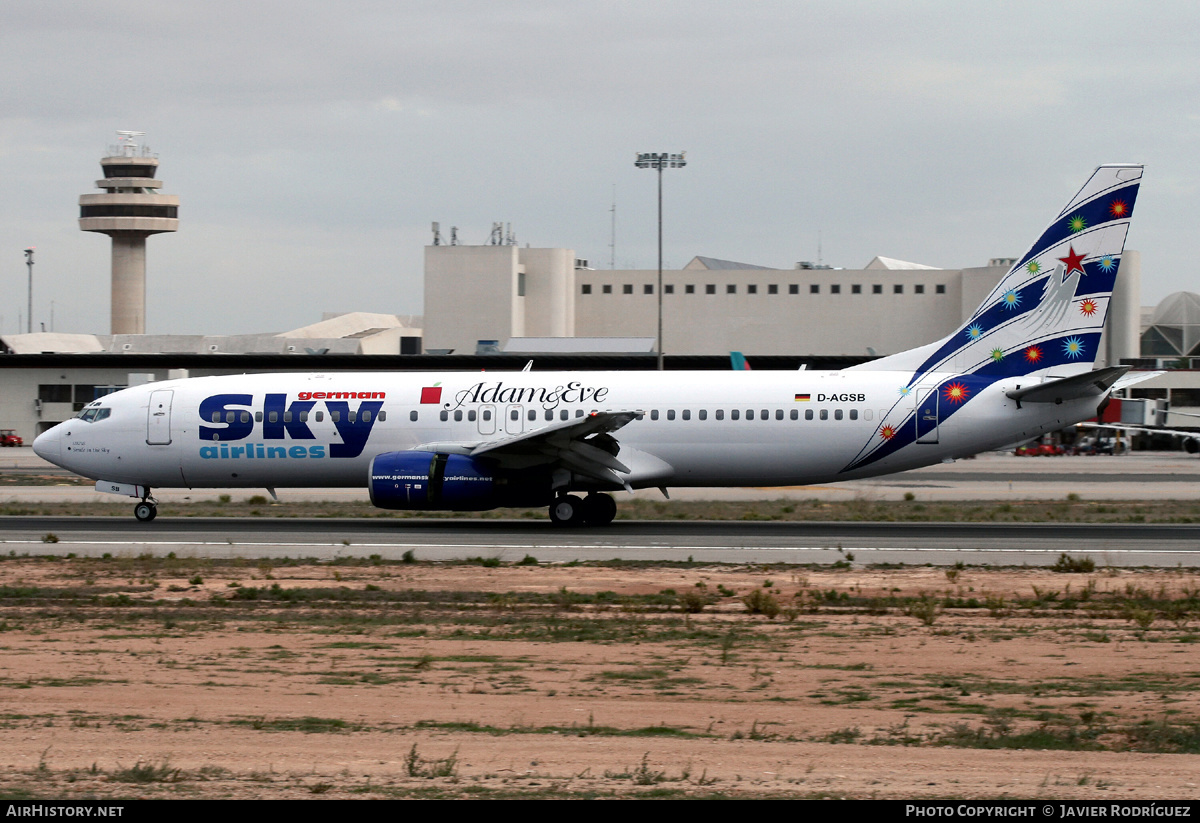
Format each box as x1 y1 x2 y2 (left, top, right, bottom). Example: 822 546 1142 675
1058 245 1086 277
879 425 896 440
1025 346 1043 363
1110 199 1128 218
1079 299 1098 316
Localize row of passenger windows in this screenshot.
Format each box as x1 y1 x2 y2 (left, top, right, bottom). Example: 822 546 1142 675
210 406 878 426
437 407 878 422
580 283 946 295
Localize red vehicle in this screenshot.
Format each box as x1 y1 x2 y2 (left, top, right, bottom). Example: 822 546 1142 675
1013 442 1065 456
0 429 23 447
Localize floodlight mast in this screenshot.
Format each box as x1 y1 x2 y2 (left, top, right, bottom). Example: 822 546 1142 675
23 248 34 334
635 152 686 371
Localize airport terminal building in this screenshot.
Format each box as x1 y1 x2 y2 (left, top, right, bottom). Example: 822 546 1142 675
423 242 1143 367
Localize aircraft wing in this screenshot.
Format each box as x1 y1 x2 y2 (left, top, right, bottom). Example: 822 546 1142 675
1079 421 1200 440
415 410 644 488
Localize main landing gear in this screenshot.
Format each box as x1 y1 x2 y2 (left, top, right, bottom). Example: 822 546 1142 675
549 493 617 527
133 492 158 523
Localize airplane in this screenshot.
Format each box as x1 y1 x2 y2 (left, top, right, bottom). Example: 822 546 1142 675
34 164 1150 526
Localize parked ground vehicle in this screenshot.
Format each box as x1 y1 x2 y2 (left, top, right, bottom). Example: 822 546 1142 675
0 430 23 447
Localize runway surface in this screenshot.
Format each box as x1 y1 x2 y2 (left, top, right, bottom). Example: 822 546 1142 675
4 516 1199 567
4 449 1200 565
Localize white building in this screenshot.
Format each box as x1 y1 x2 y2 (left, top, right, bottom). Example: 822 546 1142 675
423 243 1142 366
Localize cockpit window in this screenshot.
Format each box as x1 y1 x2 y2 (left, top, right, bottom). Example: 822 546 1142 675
75 407 111 423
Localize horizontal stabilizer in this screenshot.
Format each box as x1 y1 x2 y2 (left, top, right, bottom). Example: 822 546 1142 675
1112 370 1164 392
1005 366 1128 405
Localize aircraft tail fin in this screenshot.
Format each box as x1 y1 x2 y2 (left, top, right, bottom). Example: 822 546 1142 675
730 351 752 371
850 164 1142 384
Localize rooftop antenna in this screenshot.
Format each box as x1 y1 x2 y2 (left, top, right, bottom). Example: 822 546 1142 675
115 130 145 157
817 229 823 267
450 226 459 245
489 222 503 245
431 222 442 246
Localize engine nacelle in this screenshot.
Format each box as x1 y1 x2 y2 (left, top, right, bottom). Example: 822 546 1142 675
368 451 550 511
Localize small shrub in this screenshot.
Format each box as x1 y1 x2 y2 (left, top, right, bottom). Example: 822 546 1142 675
905 594 942 626
1052 554 1095 573
742 589 781 619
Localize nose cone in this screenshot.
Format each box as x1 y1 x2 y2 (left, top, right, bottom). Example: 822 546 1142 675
32 426 61 466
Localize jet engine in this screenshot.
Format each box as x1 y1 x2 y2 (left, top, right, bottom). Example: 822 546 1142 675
368 451 549 511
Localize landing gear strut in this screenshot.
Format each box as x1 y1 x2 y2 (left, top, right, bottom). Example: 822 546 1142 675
133 491 158 523
548 493 616 527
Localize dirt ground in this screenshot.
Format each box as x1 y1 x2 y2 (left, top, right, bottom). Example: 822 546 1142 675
0 556 1199 799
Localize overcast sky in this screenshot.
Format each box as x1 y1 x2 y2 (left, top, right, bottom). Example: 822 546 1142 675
2 1 1197 336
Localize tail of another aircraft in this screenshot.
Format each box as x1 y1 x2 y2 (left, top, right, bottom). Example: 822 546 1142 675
851 164 1142 386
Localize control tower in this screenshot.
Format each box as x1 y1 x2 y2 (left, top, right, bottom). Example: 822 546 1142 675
79 132 179 334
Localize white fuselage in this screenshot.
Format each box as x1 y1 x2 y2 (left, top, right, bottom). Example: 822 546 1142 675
33 369 1095 492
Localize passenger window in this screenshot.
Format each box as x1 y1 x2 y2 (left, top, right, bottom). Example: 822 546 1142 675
849 409 858 420
378 410 386 422
575 410 584 418
698 409 707 420
651 410 659 420
240 411 250 424
225 411 235 423
775 409 783 420
468 410 476 422
805 409 814 420
454 410 462 422
410 410 418 422
316 411 324 422
560 409 569 420
716 409 724 420
545 410 553 421
761 409 768 420
528 409 536 421
820 409 829 420
511 409 519 421
746 409 754 420
349 411 357 423
439 410 448 421
331 411 341 422
864 409 872 421
482 410 491 421
790 409 798 420
284 412 292 423
211 412 220 423
834 409 843 420
300 411 309 422
731 410 740 420
667 410 675 421
682 409 690 420
256 411 263 422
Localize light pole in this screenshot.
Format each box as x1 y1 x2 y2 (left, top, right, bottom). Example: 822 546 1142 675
23 248 34 335
635 152 686 370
